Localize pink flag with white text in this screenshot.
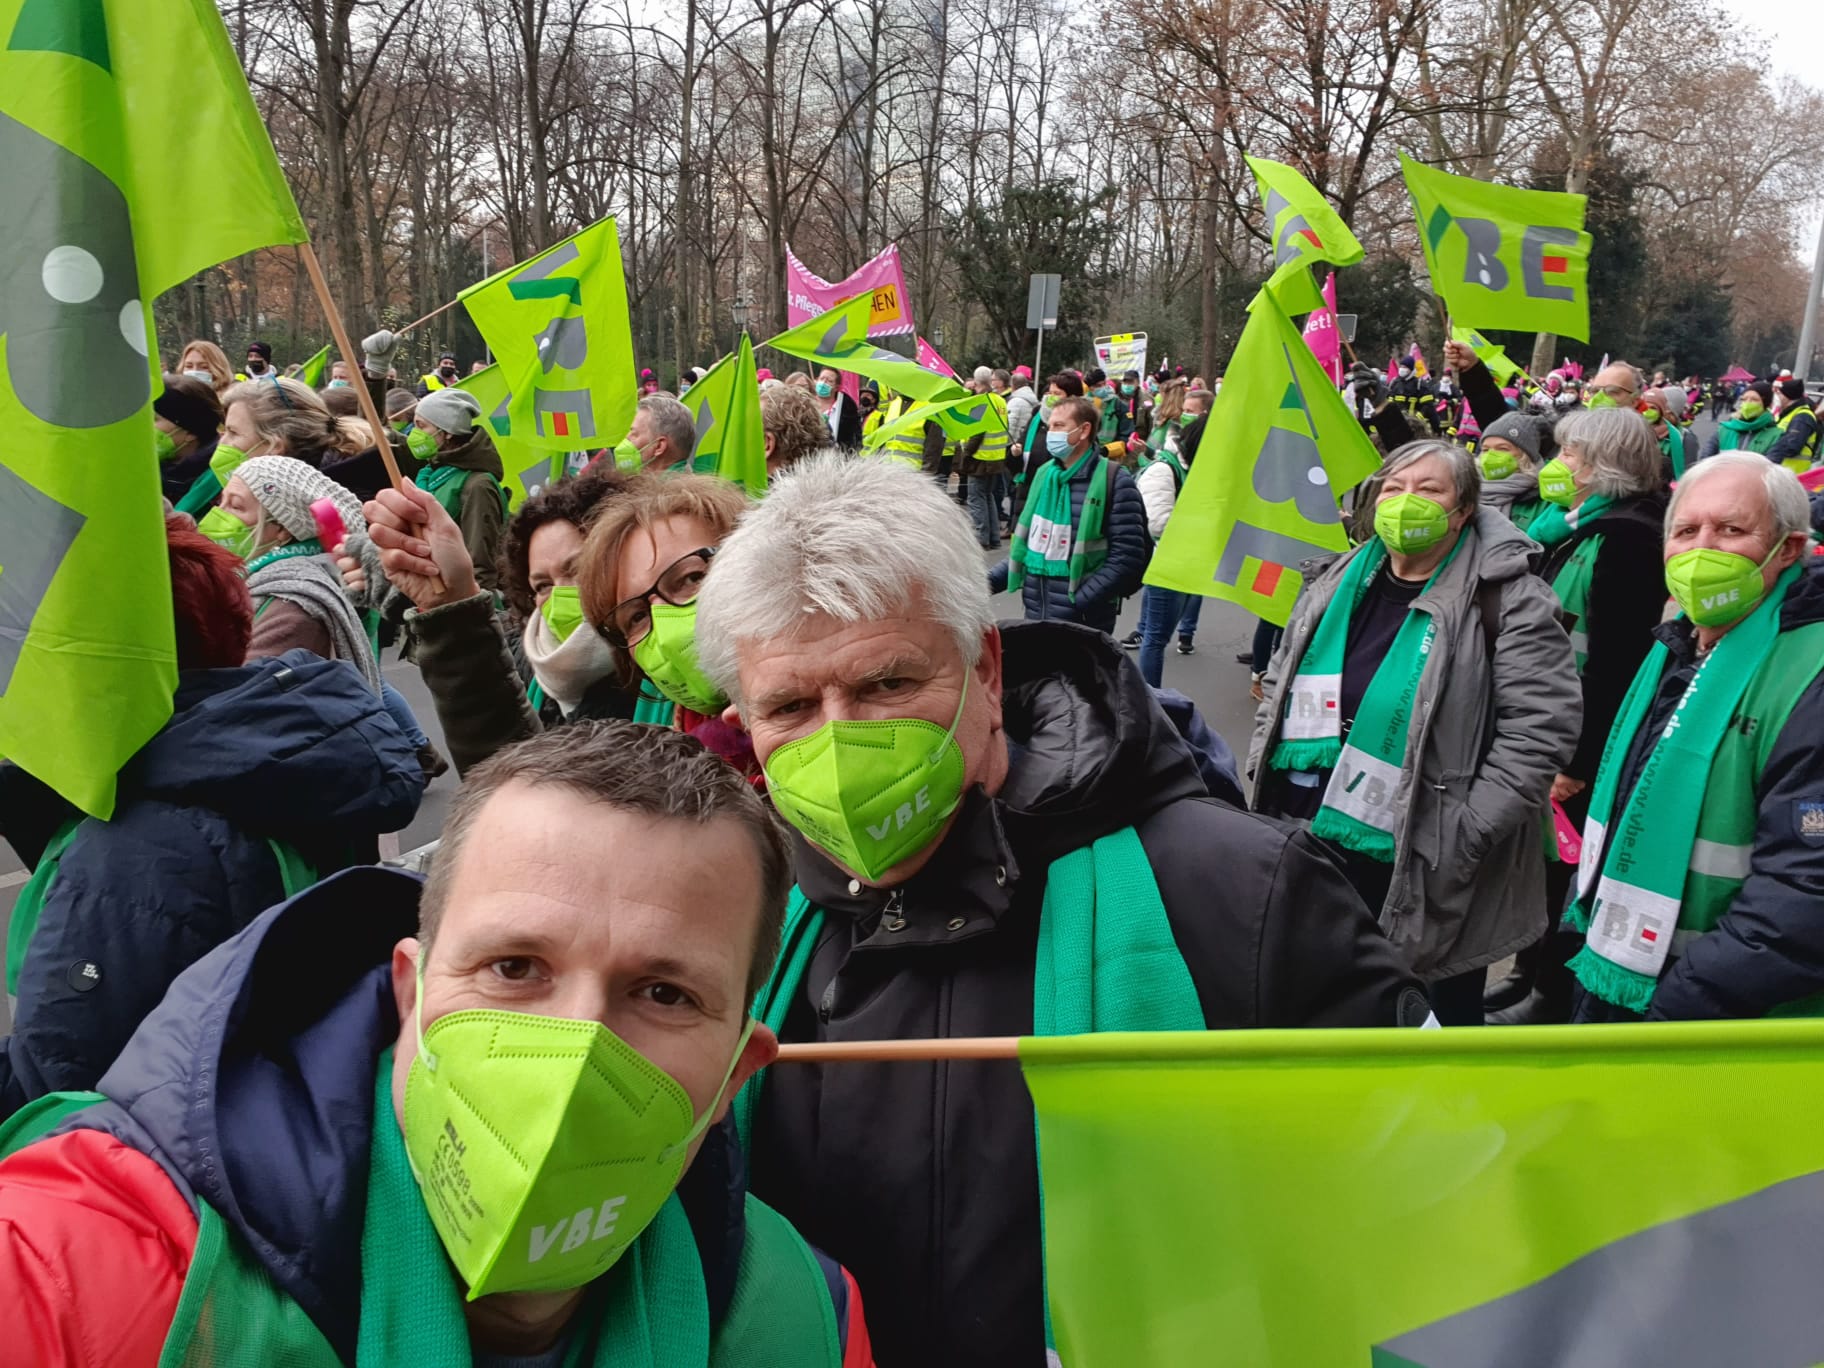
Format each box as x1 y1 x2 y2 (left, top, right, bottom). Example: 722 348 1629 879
1300 271 1342 385
916 336 959 380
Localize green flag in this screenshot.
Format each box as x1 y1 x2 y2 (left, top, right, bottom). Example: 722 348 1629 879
1143 288 1379 626
0 0 308 818
1451 324 1523 385
1247 155 1364 317
765 293 968 405
461 217 637 451
458 362 561 509
1022 1021 1824 1365
1401 151 1592 341
297 343 331 388
679 335 766 494
864 390 1007 450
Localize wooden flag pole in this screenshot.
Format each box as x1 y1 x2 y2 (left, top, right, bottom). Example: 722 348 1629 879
397 294 463 337
773 1037 1022 1063
299 241 406 491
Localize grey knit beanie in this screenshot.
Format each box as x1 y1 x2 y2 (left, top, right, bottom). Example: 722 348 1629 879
235 455 367 544
417 387 482 436
1481 412 1543 465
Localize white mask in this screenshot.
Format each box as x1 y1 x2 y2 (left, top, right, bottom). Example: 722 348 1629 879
184 369 214 383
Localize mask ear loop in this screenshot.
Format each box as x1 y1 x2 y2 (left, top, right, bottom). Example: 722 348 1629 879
413 951 438 1072
661 1015 758 1162
926 670 972 766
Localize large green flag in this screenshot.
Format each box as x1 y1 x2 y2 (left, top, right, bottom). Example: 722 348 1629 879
680 334 766 494
458 362 561 509
1143 288 1379 626
863 390 1007 450
1401 152 1592 341
461 217 637 451
1247 155 1364 317
764 293 967 405
297 342 331 388
0 0 308 818
1451 324 1524 385
1022 1022 1824 1365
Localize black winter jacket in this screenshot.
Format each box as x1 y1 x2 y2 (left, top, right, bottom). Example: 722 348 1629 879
988 454 1151 632
0 652 423 1117
747 622 1427 1368
1576 562 1824 1021
1537 493 1667 780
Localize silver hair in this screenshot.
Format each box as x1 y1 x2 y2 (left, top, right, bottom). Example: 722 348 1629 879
637 393 696 462
1553 408 1662 498
1595 360 1646 396
695 451 996 698
1667 452 1812 544
1379 438 1481 510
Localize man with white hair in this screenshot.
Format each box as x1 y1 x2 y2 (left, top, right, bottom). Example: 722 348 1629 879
696 454 1426 1368
1568 453 1824 1021
628 392 698 473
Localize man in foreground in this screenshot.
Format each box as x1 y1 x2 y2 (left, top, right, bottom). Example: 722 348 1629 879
1569 454 1824 1021
697 454 1427 1368
0 723 872 1367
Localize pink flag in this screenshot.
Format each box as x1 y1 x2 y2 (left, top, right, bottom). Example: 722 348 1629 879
1457 404 1481 440
1300 271 1342 385
916 335 959 380
1562 358 1583 381
1409 342 1429 379
786 243 915 404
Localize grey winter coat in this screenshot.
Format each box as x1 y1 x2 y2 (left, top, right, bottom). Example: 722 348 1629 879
1247 507 1581 979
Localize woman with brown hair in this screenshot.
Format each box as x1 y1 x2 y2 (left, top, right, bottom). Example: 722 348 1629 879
576 472 759 775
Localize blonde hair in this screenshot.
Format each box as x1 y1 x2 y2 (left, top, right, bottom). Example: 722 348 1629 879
761 383 834 468
1154 377 1187 424
222 375 372 463
576 473 751 683
178 339 234 395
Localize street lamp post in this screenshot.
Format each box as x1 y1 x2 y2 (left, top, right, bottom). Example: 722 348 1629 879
731 295 750 356
932 322 945 351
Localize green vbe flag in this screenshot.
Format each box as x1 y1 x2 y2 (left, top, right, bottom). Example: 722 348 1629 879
462 217 637 451
679 335 766 494
457 362 561 509
1022 1022 1824 1365
1143 287 1379 625
1451 324 1524 385
764 292 967 405
1247 155 1364 317
0 0 308 818
1401 152 1592 341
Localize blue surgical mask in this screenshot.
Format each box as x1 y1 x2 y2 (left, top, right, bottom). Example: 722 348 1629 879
1045 431 1072 458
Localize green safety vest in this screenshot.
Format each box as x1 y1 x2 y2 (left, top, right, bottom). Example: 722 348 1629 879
0 1094 841 1368
1776 402 1818 472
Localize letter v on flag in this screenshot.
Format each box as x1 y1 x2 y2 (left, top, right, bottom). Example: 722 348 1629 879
1247 155 1364 318
1144 288 1380 626
764 292 966 406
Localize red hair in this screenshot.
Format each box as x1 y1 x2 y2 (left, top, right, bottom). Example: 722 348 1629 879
166 515 252 670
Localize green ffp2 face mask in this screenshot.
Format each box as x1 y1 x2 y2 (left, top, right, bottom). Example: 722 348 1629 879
763 677 970 883
1373 492 1451 554
540 584 585 643
403 962 754 1300
630 600 727 714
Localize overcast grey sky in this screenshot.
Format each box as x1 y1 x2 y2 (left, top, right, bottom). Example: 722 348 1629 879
1724 0 1822 257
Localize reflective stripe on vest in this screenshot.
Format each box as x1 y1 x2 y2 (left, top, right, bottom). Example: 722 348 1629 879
974 393 1011 462
881 399 925 463
1777 402 1818 463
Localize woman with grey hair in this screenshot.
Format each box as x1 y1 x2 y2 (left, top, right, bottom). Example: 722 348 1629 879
1251 438 1581 1024
1483 405 1670 1021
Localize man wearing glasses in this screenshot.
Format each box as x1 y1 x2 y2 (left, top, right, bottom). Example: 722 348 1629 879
1586 361 1645 413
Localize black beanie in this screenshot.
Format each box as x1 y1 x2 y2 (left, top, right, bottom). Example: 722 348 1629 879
155 382 221 442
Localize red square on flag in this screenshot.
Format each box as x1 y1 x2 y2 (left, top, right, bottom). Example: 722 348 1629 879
1640 926 1658 944
1251 560 1283 597
553 413 571 437
1542 255 1568 274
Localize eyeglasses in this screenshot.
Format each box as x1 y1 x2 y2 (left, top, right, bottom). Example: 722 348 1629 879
1590 383 1634 401
598 547 717 647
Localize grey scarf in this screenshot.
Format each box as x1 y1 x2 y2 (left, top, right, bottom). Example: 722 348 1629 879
250 551 381 692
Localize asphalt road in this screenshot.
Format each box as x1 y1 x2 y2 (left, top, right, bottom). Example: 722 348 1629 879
0 410 1720 1031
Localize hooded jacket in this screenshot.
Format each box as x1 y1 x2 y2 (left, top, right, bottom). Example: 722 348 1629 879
0 651 423 1117
987 455 1151 632
748 621 1425 1368
1249 508 1583 978
1576 563 1824 1021
421 427 506 593
0 868 870 1365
